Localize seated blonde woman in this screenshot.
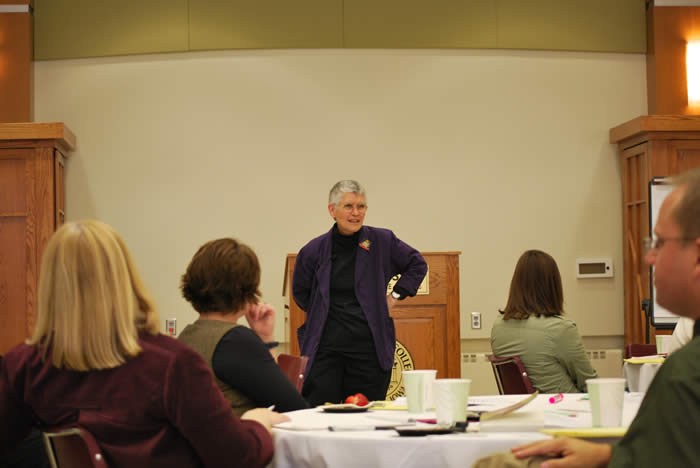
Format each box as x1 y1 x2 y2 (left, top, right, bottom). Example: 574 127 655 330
491 250 597 394
0 355 49 468
178 238 309 415
0 221 287 467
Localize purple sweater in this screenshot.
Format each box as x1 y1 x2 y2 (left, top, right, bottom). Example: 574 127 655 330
0 333 273 468
292 225 427 371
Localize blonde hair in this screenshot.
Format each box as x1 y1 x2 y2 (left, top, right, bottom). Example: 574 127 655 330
28 220 159 371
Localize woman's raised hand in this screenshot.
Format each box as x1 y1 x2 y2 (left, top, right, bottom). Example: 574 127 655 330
245 302 276 342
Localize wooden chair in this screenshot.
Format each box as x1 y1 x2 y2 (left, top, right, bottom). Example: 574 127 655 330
624 343 658 359
42 427 108 468
487 355 536 395
277 353 309 393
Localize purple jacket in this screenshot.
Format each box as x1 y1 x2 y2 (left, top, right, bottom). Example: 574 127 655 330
292 225 427 371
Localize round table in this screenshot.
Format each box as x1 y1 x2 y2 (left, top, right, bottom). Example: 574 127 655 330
270 393 643 468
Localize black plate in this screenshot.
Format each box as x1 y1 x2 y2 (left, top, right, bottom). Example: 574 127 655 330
321 404 370 413
395 426 455 436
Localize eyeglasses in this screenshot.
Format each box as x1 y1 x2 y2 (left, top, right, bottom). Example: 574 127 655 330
643 236 693 252
340 203 367 213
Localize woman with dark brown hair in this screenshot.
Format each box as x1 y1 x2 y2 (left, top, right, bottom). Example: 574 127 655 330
490 250 597 393
178 238 308 415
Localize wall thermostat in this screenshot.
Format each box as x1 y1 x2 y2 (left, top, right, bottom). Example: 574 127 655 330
576 258 613 278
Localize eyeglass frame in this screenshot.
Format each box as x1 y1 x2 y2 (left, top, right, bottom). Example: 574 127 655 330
643 236 695 252
338 202 368 213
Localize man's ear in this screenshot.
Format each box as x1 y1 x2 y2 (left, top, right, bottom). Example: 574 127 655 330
328 203 336 219
694 238 700 276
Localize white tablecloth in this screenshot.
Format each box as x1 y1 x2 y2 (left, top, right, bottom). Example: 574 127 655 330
623 361 663 393
269 393 643 468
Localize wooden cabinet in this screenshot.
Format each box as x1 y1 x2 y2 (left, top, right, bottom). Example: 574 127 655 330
283 251 461 398
610 115 700 345
0 123 75 354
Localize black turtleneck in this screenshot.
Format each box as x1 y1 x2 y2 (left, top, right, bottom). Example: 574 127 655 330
319 224 374 353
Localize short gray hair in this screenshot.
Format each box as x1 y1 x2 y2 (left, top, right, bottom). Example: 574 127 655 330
328 180 366 206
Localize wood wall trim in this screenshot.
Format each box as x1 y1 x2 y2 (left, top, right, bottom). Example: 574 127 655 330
647 5 700 115
0 123 76 151
23 150 37 345
445 254 460 378
610 115 700 144
0 9 32 122
611 115 700 344
646 5 657 116
0 127 70 353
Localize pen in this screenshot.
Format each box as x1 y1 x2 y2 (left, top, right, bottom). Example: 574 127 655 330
267 405 276 411
548 393 564 404
328 424 413 431
546 409 577 418
328 425 375 431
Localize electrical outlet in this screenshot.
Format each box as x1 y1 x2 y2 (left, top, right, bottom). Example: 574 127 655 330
471 312 481 329
166 318 177 336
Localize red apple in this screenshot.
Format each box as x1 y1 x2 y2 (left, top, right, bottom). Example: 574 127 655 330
344 393 370 406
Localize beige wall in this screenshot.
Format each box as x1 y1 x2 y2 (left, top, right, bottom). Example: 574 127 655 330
33 49 646 346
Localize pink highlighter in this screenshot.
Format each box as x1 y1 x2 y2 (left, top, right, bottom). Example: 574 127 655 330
548 393 564 404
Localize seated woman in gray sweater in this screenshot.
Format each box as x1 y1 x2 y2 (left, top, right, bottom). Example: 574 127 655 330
490 250 597 394
179 238 308 415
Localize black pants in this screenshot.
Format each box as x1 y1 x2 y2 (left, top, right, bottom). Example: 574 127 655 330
302 348 392 407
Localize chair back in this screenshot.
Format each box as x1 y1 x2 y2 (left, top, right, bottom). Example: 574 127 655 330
43 427 108 468
277 353 309 393
624 343 658 359
487 355 536 395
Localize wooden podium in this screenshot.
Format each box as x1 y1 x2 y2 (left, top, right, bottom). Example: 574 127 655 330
0 123 75 354
283 252 461 397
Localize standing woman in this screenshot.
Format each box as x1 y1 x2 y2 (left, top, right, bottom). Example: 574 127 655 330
0 221 286 468
491 249 598 394
293 180 427 406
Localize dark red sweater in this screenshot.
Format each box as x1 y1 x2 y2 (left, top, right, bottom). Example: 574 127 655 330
0 333 273 467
